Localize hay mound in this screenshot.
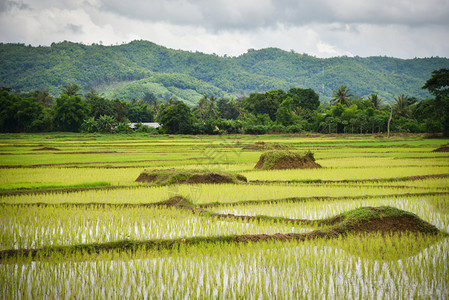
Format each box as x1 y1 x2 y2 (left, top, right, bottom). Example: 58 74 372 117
243 142 291 151
32 147 61 151
320 206 439 235
432 145 449 152
254 150 321 170
153 196 192 207
136 169 247 185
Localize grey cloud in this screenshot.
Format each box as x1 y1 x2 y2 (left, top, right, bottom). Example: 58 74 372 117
0 0 29 12
0 0 448 59
65 23 83 34
98 0 449 30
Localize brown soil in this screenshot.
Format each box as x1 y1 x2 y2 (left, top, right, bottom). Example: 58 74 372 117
204 209 437 236
232 215 436 243
433 146 449 152
243 142 291 151
185 173 235 184
153 196 186 207
351 216 430 234
53 151 117 154
63 138 97 141
135 173 158 183
134 172 238 184
32 147 61 151
255 153 321 170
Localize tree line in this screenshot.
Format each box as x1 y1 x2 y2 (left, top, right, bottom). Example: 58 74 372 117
1 68 447 136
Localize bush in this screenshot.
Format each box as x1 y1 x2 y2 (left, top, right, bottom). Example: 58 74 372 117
115 122 132 133
136 125 157 134
286 124 303 133
269 124 286 133
244 125 268 135
80 117 98 133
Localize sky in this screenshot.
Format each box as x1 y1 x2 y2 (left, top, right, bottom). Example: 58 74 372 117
0 0 448 58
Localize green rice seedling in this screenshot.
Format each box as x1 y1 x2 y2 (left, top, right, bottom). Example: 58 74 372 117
212 195 449 232
185 183 441 204
0 168 144 189
0 205 312 250
320 157 449 168
241 166 449 182
1 134 448 298
1 236 447 299
1 182 438 205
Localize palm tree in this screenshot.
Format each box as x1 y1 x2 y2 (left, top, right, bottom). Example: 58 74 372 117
194 95 218 120
331 85 353 106
367 94 383 110
61 84 81 96
393 94 412 118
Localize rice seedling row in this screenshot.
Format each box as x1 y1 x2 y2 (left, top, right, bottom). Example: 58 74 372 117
1 235 447 299
1 133 448 298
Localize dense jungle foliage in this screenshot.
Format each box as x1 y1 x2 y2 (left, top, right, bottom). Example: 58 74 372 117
1 68 447 135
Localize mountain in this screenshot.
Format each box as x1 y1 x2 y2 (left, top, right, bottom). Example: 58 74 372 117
1 40 448 105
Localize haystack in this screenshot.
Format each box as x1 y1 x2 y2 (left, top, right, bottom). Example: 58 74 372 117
432 145 449 152
136 169 247 185
254 150 321 170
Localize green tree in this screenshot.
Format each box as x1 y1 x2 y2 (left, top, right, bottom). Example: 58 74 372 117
61 84 82 96
81 117 98 133
412 98 442 133
367 94 382 110
143 92 157 105
127 102 154 122
393 94 415 118
341 104 359 134
422 68 449 136
35 88 54 108
194 95 218 120
112 99 128 121
86 89 114 118
30 108 54 132
275 97 300 126
0 88 43 132
422 68 449 98
331 85 353 107
159 101 194 134
53 94 90 132
97 115 117 133
217 98 240 120
243 89 286 121
288 88 320 112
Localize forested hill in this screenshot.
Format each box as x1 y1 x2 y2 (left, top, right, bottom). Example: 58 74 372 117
1 40 448 105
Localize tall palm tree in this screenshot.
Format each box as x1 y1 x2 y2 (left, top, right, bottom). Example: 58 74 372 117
393 94 412 118
367 94 383 110
331 85 353 106
61 84 81 96
194 95 218 120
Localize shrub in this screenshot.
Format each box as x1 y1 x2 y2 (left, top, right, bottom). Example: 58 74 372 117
244 125 268 135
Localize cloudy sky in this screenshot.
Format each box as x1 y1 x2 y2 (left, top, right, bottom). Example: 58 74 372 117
1 0 448 58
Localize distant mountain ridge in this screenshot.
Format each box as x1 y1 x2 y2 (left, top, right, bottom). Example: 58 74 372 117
1 40 448 105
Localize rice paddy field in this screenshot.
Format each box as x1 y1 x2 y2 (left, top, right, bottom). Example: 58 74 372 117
0 132 448 299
